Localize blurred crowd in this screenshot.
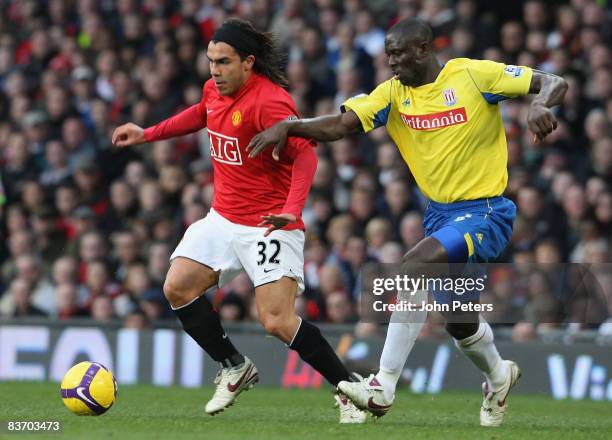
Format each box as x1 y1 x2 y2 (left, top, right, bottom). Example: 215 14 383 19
0 0 611 341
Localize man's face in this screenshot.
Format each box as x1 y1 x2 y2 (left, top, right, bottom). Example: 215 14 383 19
207 41 254 96
385 33 429 87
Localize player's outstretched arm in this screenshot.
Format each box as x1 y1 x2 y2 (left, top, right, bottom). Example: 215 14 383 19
247 111 362 160
112 103 206 148
526 70 568 143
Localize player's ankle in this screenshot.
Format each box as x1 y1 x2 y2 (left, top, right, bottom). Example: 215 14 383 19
486 360 509 391
375 370 397 401
220 353 246 368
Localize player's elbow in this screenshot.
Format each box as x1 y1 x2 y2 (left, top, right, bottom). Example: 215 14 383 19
326 126 346 141
330 115 353 140
335 128 352 140
548 74 568 96
558 76 569 95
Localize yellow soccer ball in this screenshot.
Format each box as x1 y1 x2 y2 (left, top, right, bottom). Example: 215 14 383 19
60 361 117 415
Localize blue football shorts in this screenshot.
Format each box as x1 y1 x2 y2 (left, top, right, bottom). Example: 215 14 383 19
423 197 516 303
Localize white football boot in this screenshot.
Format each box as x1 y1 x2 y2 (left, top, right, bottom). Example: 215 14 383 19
205 356 259 415
334 393 367 424
480 360 522 427
337 374 394 418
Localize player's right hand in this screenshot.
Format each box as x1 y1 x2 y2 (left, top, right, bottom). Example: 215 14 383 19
527 103 558 144
247 121 289 161
112 123 146 148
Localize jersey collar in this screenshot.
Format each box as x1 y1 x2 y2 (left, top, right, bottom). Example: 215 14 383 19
409 62 447 91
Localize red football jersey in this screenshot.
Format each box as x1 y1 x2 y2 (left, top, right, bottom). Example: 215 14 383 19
145 73 314 230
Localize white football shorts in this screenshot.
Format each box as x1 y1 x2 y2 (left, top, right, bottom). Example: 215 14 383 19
170 208 305 293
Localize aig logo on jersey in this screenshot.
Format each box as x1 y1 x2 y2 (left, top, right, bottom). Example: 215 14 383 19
443 88 457 106
208 129 243 165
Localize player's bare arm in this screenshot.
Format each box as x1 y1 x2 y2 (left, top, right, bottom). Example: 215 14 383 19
247 110 362 160
526 70 569 142
111 123 145 147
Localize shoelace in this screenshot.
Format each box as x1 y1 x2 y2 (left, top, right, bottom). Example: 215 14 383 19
213 365 241 386
213 370 224 386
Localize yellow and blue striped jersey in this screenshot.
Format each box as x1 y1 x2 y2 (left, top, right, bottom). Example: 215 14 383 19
342 58 533 203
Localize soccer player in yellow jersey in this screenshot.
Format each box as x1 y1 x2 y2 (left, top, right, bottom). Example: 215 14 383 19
248 18 567 426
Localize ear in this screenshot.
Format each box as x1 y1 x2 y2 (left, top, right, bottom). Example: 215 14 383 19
416 41 430 60
243 54 256 71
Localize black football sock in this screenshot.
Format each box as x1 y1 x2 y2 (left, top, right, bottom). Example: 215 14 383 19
173 295 245 368
289 319 351 386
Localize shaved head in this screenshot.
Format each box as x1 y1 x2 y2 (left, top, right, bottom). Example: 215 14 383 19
387 18 433 46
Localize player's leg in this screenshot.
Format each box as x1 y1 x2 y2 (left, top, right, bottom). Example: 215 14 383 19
244 229 365 423
255 276 351 384
164 257 258 415
255 276 365 423
445 312 510 400
378 238 446 396
166 211 258 415
448 315 520 427
433 198 520 426
338 236 445 416
164 257 245 367
244 227 354 385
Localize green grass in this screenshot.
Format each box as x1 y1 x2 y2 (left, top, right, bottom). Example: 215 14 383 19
1 382 611 440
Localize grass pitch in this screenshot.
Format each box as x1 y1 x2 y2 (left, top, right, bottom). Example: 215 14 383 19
1 382 611 440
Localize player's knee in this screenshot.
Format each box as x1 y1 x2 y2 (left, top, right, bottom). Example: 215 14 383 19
445 322 479 340
163 278 195 307
401 237 448 265
401 239 449 280
259 312 289 339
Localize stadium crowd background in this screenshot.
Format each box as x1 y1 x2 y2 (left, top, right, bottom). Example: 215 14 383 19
0 0 611 341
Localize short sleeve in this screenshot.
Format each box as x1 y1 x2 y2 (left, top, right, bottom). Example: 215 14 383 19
341 80 393 132
258 94 313 160
465 59 533 104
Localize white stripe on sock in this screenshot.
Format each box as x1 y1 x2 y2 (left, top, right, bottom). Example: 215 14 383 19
287 317 303 347
170 294 201 310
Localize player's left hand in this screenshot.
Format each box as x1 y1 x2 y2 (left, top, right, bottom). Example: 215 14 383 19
527 103 558 144
258 213 296 237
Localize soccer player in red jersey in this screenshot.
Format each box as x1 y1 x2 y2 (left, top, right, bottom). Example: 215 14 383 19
112 19 365 423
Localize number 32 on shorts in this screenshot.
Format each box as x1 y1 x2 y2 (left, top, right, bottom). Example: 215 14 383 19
256 240 281 266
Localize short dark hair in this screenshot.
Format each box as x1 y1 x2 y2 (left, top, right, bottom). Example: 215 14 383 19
387 18 433 45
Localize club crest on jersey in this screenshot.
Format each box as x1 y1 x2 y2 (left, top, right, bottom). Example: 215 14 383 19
232 110 242 126
402 98 411 107
443 88 457 106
